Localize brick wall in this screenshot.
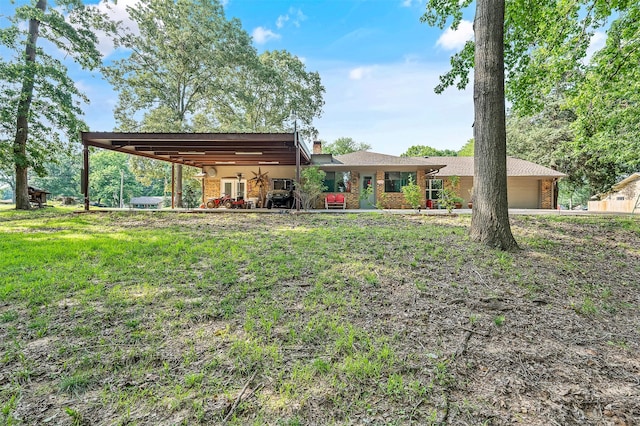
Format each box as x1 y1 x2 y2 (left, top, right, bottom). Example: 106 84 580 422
541 179 553 209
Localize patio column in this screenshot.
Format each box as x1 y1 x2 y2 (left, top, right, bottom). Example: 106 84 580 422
171 164 175 209
295 130 301 210
82 141 89 211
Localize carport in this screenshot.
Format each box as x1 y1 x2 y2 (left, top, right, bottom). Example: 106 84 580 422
81 132 311 210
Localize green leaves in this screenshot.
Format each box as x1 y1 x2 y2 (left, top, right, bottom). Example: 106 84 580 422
321 137 370 155
1 0 117 208
105 0 324 140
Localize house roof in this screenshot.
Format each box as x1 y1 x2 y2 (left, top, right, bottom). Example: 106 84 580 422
130 196 164 205
317 151 564 178
81 132 311 168
612 172 640 190
321 151 445 172
418 156 566 178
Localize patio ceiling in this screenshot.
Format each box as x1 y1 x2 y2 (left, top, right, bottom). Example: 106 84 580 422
81 132 311 168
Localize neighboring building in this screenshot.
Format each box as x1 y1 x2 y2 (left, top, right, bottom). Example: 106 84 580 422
130 196 163 209
588 173 640 213
313 147 565 209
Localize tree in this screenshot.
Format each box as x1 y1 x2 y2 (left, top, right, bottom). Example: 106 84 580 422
29 150 82 199
0 0 113 209
206 50 325 141
568 5 640 193
400 145 458 157
423 0 628 249
89 150 146 207
468 0 518 250
294 166 326 210
400 175 422 210
457 139 474 157
104 0 256 207
322 137 371 155
424 0 517 250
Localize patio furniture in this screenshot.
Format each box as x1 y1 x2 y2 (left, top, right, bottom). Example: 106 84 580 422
325 193 346 209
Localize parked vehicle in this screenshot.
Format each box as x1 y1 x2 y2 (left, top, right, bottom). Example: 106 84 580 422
205 194 245 209
266 178 295 209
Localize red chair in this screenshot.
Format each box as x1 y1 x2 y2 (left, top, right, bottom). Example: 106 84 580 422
335 194 346 209
325 194 336 208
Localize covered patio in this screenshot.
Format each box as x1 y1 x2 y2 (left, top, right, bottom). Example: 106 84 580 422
81 132 311 211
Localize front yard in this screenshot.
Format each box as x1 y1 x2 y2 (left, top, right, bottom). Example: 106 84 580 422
1 209 638 425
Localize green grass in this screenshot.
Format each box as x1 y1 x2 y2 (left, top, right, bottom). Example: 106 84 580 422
1 208 639 424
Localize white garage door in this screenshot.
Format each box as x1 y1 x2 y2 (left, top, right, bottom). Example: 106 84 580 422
507 178 539 208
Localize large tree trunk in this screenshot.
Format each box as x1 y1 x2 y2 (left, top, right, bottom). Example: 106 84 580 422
469 0 519 250
14 0 47 210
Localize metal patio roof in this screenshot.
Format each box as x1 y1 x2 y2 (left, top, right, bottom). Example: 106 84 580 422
81 132 311 168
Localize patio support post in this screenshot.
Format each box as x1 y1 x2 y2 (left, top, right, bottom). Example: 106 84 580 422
83 141 89 211
171 164 175 209
295 130 301 211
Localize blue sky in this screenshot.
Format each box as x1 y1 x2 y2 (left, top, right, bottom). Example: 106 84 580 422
2 0 481 155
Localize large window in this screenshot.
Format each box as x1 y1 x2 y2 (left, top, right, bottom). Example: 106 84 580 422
384 172 416 193
323 171 351 192
426 179 443 200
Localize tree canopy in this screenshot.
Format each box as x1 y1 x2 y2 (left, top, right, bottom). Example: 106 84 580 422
504 5 640 195
321 137 371 155
105 0 255 133
457 139 474 157
400 145 458 157
205 50 325 141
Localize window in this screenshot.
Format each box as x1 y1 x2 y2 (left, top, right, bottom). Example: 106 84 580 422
426 179 443 200
323 171 351 192
384 172 416 193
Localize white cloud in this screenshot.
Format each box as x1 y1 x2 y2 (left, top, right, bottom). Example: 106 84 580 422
290 8 307 28
313 60 474 155
89 0 141 57
436 19 473 51
276 14 289 29
585 31 607 62
401 0 421 7
349 66 374 80
276 8 307 29
252 27 281 44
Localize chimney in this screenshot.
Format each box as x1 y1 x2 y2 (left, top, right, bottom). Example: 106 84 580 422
313 140 322 154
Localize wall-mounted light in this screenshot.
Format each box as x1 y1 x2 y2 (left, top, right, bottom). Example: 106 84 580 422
259 161 279 165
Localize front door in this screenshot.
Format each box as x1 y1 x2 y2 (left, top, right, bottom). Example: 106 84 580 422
359 172 375 209
220 179 246 199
